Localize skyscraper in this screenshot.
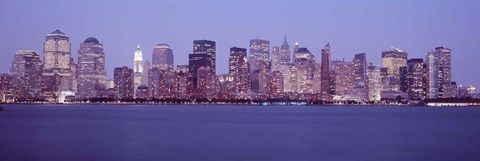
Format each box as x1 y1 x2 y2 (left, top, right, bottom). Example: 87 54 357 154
353 53 367 100
196 66 214 99
234 52 250 94
271 46 280 72
229 47 247 77
77 37 106 99
148 67 175 99
280 36 291 65
426 47 452 99
381 48 407 93
320 43 331 101
267 71 284 98
294 47 315 94
332 60 355 98
42 30 76 100
9 50 43 98
190 40 216 90
152 44 174 71
114 66 134 99
133 45 143 97
142 60 151 86
249 39 270 72
193 40 216 75
407 59 425 100
366 63 381 102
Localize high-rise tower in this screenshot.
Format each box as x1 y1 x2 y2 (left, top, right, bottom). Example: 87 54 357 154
77 37 106 99
42 30 76 100
426 47 452 99
320 43 331 101
133 45 143 97
152 43 174 71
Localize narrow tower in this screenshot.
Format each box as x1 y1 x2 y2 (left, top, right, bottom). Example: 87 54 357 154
133 45 143 98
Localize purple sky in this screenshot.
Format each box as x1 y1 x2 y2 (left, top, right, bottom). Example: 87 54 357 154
1 0 479 86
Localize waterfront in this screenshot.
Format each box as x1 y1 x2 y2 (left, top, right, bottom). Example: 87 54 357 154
1 105 480 161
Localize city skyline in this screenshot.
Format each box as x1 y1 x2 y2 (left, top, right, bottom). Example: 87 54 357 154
0 0 479 87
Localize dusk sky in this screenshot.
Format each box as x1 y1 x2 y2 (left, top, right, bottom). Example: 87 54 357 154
1 0 479 86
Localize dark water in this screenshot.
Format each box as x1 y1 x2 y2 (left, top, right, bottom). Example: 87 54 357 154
1 105 480 161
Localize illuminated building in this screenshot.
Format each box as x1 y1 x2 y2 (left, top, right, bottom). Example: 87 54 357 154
196 66 214 99
190 40 216 90
229 47 247 77
280 36 291 65
353 53 367 101
271 46 280 72
426 47 452 99
367 63 381 102
267 71 284 98
407 59 425 100
331 60 355 99
381 48 407 92
142 61 151 86
234 53 250 94
320 43 331 101
174 71 189 99
9 50 43 98
42 30 76 100
152 44 173 71
114 66 134 99
294 47 315 94
249 39 270 72
148 67 175 99
133 45 144 98
77 37 106 99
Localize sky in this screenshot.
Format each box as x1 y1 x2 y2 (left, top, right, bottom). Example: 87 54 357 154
0 0 479 86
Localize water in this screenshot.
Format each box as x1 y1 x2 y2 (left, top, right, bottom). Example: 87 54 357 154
1 105 480 161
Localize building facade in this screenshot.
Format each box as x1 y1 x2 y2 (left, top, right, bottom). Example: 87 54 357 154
152 44 173 71
114 66 134 99
77 37 106 99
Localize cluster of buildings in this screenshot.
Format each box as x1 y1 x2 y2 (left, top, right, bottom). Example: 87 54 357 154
0 30 478 103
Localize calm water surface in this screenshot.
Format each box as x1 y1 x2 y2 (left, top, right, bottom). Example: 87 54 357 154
0 104 479 161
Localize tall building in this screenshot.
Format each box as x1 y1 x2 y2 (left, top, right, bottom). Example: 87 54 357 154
249 39 270 72
267 71 284 98
114 66 134 99
190 40 216 90
332 60 355 98
353 53 367 100
234 52 250 94
229 47 247 77
280 36 291 65
288 65 299 93
142 60 151 86
0 74 14 102
42 30 76 100
193 40 216 75
294 47 315 94
313 63 322 94
148 67 175 99
381 48 407 92
426 47 452 99
271 46 280 72
152 44 173 71
189 53 209 89
407 59 425 100
366 63 381 102
320 43 331 101
173 71 189 99
196 66 214 99
77 37 106 99
133 45 143 97
9 50 43 98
